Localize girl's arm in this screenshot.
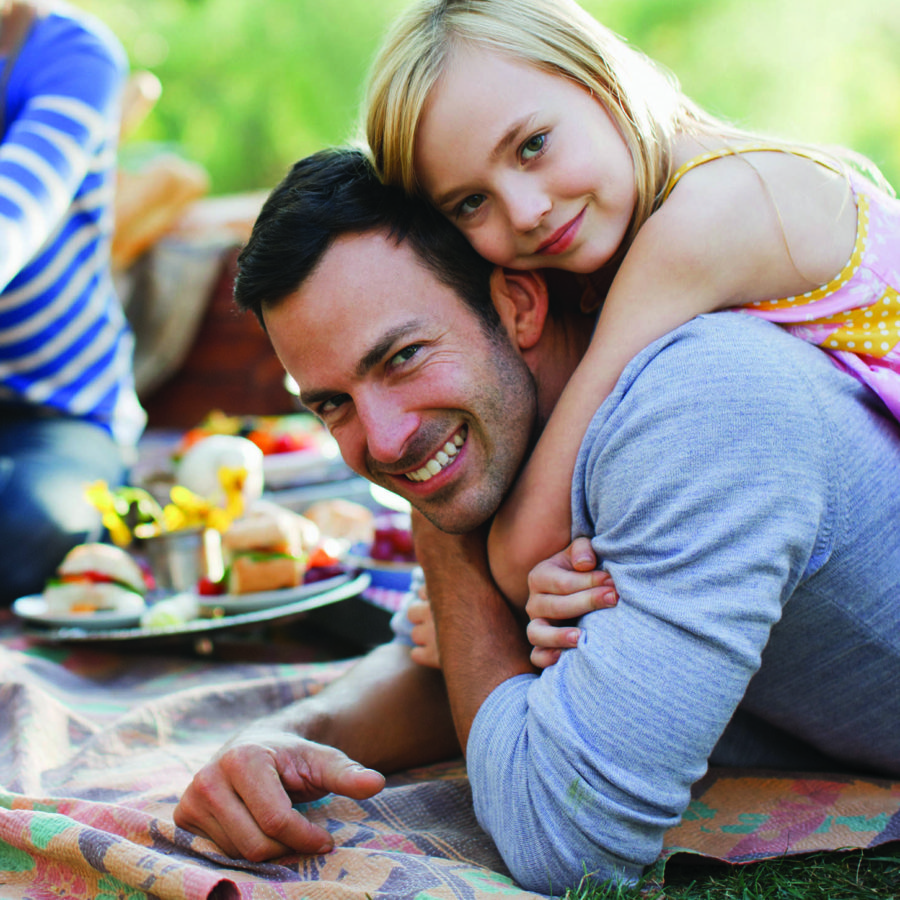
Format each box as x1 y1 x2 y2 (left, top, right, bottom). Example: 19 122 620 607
487 195 748 606
487 149 855 606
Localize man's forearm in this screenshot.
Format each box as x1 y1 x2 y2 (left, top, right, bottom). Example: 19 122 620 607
278 641 460 773
174 641 460 860
412 517 534 750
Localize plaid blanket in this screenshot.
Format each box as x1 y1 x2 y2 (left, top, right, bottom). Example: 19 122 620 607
0 627 897 899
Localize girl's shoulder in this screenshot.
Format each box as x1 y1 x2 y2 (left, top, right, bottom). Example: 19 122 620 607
632 139 858 305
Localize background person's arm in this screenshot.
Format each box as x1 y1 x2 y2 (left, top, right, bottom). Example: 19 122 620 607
0 11 126 291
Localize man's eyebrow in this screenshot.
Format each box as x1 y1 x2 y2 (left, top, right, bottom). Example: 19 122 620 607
432 114 535 209
357 321 422 375
298 320 423 408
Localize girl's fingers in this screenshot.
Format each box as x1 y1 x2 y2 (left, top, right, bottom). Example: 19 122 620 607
528 561 611 597
530 646 563 669
526 584 618 622
569 536 597 571
527 616 580 651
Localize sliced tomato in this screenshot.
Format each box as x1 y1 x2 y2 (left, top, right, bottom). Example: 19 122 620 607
60 571 116 585
307 546 340 568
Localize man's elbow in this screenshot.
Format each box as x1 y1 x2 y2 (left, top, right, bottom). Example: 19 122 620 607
481 806 649 895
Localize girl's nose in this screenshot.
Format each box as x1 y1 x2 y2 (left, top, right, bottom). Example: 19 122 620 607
505 186 552 234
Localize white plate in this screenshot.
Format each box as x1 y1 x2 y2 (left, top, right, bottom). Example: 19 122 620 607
14 572 371 643
200 572 352 614
12 595 144 630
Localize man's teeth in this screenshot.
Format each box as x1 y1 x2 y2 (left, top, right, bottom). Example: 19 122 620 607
407 431 465 482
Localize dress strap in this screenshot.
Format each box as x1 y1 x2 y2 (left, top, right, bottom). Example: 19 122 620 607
662 145 840 202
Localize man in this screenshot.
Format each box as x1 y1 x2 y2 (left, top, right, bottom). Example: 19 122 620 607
174 148 900 894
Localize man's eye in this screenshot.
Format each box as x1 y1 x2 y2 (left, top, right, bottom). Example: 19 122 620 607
390 344 420 366
457 194 486 217
520 133 546 161
319 394 349 415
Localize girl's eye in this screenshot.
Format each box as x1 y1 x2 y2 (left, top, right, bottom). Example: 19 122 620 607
457 194 486 217
520 133 546 161
390 344 420 367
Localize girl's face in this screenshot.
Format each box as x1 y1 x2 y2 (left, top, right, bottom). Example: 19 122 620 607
415 45 637 274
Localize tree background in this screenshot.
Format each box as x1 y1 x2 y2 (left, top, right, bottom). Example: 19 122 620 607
78 0 900 195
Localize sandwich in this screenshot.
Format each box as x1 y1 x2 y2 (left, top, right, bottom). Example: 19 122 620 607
43 543 148 615
221 503 319 594
302 498 375 547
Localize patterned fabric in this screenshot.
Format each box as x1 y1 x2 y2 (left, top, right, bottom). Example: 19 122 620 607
0 2 144 446
0 623 896 899
665 148 900 421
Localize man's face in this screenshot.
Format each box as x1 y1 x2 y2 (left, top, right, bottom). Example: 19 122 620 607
264 230 538 533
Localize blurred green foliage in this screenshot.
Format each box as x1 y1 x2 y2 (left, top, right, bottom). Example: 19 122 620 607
78 0 900 195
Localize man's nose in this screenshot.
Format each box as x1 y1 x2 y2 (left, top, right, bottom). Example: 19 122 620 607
358 393 419 464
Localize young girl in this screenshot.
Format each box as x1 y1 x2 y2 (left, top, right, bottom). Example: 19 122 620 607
365 0 900 615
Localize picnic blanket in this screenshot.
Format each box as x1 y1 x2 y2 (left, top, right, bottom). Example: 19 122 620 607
0 629 897 900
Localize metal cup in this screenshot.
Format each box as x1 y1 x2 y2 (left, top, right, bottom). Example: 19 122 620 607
142 528 206 593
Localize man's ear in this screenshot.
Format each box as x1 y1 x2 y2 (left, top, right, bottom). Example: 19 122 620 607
489 267 549 351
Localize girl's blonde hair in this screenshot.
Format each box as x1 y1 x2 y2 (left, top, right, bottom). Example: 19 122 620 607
365 0 727 251
365 0 892 256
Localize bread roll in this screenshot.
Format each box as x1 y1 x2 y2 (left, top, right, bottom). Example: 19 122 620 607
227 555 304 595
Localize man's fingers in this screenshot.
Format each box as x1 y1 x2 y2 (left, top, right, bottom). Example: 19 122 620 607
176 741 385 863
283 744 386 803
411 643 442 669
175 766 300 861
406 598 431 625
234 759 338 858
327 760 386 800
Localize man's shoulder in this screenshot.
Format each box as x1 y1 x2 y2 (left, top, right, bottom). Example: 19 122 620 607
622 312 816 391
581 311 844 468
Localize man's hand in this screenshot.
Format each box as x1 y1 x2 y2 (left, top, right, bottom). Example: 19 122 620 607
526 536 618 668
174 723 384 861
408 596 441 669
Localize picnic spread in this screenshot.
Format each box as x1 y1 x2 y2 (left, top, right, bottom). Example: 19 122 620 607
2 412 898 899
0 620 898 900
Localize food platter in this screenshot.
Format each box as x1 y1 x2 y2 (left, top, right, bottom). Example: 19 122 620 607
199 573 355 614
13 572 370 643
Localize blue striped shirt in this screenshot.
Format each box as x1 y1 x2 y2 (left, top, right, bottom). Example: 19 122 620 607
0 2 144 446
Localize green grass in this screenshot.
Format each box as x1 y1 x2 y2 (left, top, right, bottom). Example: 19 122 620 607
564 847 900 899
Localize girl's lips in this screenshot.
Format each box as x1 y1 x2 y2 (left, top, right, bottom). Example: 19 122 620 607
536 207 586 256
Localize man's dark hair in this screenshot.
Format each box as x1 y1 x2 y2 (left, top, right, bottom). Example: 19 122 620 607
234 147 500 334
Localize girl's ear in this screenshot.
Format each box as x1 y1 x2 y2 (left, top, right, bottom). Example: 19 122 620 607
489 267 549 351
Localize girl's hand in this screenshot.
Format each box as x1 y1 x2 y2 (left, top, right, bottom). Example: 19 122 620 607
408 597 441 669
525 537 618 668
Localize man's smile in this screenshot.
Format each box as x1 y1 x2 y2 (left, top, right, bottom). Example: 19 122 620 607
405 425 467 483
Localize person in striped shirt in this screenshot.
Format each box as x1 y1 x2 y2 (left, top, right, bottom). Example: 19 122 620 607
0 1 145 603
